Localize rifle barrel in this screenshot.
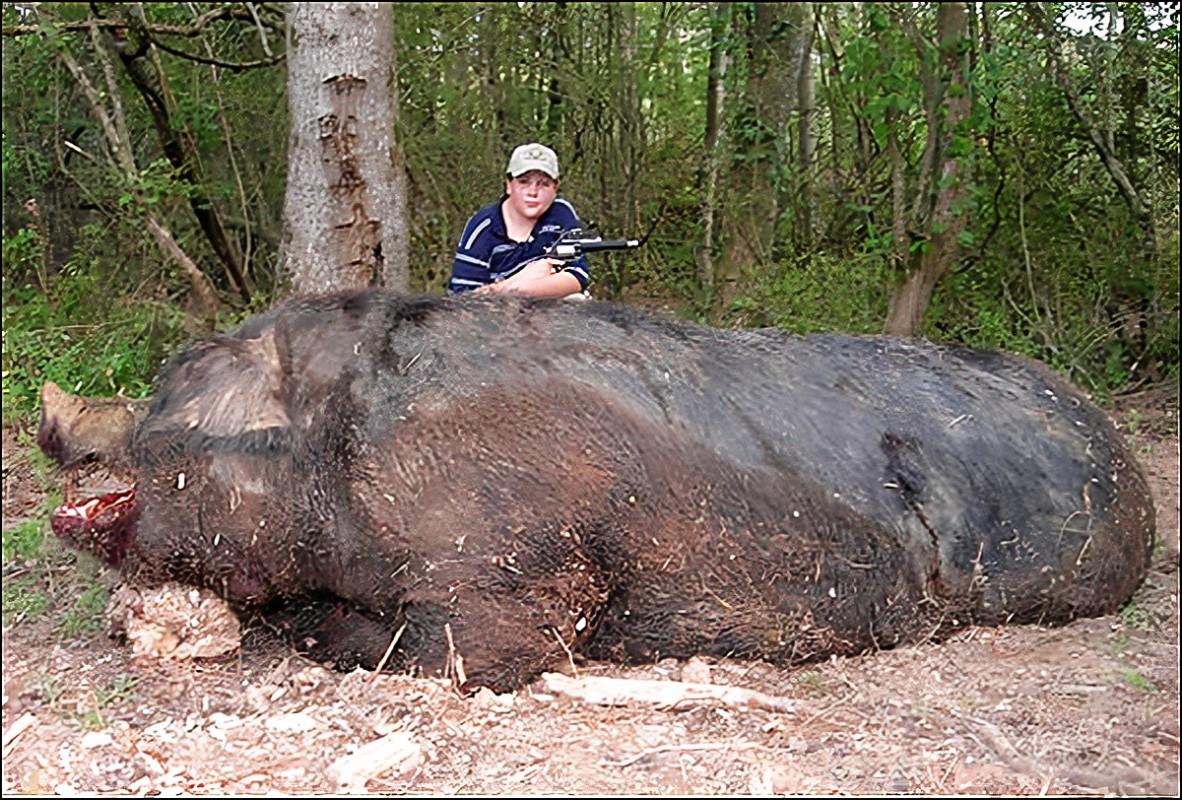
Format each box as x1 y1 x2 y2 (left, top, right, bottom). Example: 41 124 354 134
578 239 640 252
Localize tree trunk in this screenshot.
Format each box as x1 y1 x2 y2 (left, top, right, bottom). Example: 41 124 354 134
281 3 409 294
717 3 799 315
479 8 506 152
698 3 730 296
107 4 251 305
884 3 972 337
791 3 816 250
1118 5 1147 181
56 19 224 317
614 1 643 244
546 2 568 138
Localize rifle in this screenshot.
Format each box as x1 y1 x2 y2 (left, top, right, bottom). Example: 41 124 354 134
545 228 641 262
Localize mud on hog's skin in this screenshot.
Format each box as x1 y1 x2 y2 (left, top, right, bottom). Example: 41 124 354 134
36 289 1157 693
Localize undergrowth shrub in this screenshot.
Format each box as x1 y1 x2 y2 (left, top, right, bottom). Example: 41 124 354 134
927 226 1180 400
2 264 189 423
722 251 891 335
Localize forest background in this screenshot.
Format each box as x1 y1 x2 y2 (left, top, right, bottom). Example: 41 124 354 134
2 1 1178 423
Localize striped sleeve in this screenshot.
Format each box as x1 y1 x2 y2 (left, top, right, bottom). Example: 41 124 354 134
449 213 493 294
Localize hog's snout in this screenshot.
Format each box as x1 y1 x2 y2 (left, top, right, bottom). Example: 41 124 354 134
37 381 146 468
51 488 140 565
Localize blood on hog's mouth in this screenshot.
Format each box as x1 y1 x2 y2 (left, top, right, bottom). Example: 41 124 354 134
55 486 136 521
51 487 139 562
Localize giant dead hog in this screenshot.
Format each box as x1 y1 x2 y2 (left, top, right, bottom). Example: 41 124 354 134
38 289 1155 692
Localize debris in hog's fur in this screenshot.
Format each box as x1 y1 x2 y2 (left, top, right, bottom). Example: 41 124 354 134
38 289 1156 693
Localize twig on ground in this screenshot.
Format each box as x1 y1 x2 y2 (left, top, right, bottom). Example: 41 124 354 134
444 623 466 688
370 622 407 684
798 691 855 730
551 629 578 676
541 672 796 713
2 713 36 758
327 731 422 793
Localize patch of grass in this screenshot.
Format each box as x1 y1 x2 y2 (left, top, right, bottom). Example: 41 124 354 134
80 674 140 730
1123 408 1144 435
1151 537 1170 563
2 519 45 564
1109 631 1131 656
795 670 830 696
1117 667 1155 692
38 672 64 708
96 674 139 706
2 271 188 424
1 576 50 623
59 582 109 637
18 430 65 501
4 513 112 634
1119 601 1156 631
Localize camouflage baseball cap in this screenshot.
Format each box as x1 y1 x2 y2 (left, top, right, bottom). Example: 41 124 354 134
506 143 559 180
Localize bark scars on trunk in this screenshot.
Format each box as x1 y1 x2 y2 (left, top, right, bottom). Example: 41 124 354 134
319 74 384 285
282 3 407 295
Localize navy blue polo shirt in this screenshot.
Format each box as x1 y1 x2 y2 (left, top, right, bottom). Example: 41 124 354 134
448 198 589 294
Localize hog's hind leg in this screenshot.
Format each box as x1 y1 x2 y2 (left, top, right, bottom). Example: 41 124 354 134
410 527 611 694
267 535 611 693
262 592 438 673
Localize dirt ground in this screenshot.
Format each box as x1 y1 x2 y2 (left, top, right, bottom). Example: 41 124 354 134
2 396 1178 796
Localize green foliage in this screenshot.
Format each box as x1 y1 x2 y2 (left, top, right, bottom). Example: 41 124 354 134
21 432 64 499
95 674 140 707
2 261 189 423
2 227 41 274
1 577 49 624
38 672 65 708
1118 667 1155 692
2 519 45 564
723 252 891 335
81 674 140 730
794 670 830 696
60 582 109 637
2 515 114 637
1119 601 1156 631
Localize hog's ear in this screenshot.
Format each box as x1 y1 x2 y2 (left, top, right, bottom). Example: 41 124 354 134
145 328 290 440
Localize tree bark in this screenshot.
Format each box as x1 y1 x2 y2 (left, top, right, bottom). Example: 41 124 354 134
478 8 506 151
545 2 569 138
884 3 972 337
717 3 801 314
885 106 908 272
793 3 816 250
281 3 409 294
698 3 730 296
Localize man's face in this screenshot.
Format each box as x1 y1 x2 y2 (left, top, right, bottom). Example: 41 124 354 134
504 170 558 221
